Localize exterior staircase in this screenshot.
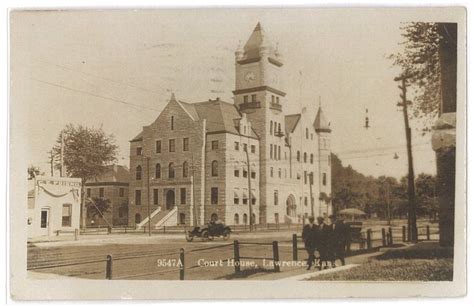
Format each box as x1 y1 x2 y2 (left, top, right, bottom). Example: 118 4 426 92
136 206 178 229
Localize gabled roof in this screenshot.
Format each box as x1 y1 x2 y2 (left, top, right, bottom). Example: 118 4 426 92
192 99 258 138
130 131 143 142
87 165 130 184
314 107 331 132
285 114 301 134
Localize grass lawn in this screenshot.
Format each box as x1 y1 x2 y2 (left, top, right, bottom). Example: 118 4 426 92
308 242 453 281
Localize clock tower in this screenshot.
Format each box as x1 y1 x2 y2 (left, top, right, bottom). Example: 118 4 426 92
233 22 286 224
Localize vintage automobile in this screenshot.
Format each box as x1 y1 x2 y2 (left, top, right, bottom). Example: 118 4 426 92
185 222 231 242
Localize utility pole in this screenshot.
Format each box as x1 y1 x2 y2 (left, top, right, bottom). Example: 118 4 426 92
309 172 314 217
60 132 65 177
395 74 417 242
146 156 151 236
48 150 54 176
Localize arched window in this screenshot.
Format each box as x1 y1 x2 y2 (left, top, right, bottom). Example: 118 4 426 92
304 152 307 163
155 163 161 178
310 154 314 164
270 167 274 177
135 165 142 180
168 162 175 179
234 213 239 225
135 213 141 224
243 213 248 225
297 151 300 162
211 160 218 177
182 161 188 178
270 120 273 135
251 213 256 224
304 197 308 206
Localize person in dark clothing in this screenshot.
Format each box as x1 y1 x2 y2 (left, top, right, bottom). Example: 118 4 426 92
326 215 350 268
315 216 328 270
302 216 318 270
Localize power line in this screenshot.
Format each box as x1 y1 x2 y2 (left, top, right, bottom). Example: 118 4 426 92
30 77 161 112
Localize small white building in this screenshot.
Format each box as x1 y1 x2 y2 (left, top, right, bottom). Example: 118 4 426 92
27 176 82 238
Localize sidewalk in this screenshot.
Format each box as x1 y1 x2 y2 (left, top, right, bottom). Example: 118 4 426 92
245 248 385 280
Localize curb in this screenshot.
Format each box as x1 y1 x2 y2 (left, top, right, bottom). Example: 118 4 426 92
277 264 360 281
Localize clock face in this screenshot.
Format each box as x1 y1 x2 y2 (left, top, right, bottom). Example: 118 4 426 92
244 71 256 82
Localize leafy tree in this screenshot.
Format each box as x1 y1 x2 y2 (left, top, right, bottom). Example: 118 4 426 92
86 197 112 226
27 165 44 179
390 22 442 122
52 124 118 227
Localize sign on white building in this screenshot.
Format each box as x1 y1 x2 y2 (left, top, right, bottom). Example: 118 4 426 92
27 176 82 238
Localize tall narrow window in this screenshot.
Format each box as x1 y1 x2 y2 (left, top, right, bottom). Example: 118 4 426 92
297 151 300 162
304 197 308 206
234 142 239 150
62 204 72 227
135 165 142 180
182 161 189 178
183 138 189 151
135 190 141 206
274 122 277 135
135 213 141 224
323 173 327 186
274 190 278 206
278 168 281 178
168 163 175 179
119 188 124 197
251 94 257 102
304 152 307 163
136 147 142 156
270 144 273 159
276 96 280 104
251 145 256 153
180 188 186 205
304 171 307 184
244 95 248 103
270 120 273 135
169 139 175 152
211 140 219 150
211 160 218 177
156 140 161 153
99 188 104 198
155 163 161 178
278 123 281 134
234 214 239 225
153 189 159 205
211 187 218 205
278 146 281 160
171 116 174 130
270 167 274 177
306 128 309 139
310 154 314 164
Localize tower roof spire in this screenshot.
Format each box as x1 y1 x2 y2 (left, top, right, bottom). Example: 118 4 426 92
243 22 270 60
314 102 331 133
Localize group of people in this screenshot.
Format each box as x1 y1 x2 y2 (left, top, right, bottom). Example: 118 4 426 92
302 215 351 270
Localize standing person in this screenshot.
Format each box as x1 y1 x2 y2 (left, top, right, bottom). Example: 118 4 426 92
302 216 317 270
327 214 349 268
315 216 328 270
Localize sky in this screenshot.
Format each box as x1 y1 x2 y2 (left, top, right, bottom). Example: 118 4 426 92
11 8 441 180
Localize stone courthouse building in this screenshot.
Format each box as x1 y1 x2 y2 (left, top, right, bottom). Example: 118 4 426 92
129 23 332 227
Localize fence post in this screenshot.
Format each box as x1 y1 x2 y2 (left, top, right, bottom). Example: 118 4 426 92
179 248 185 280
381 228 386 247
233 240 241 274
272 241 280 273
402 226 406 242
292 234 298 261
106 255 113 280
388 227 393 246
426 225 430 240
366 229 372 249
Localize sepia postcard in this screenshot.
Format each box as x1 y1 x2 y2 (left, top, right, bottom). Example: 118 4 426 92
9 7 467 300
